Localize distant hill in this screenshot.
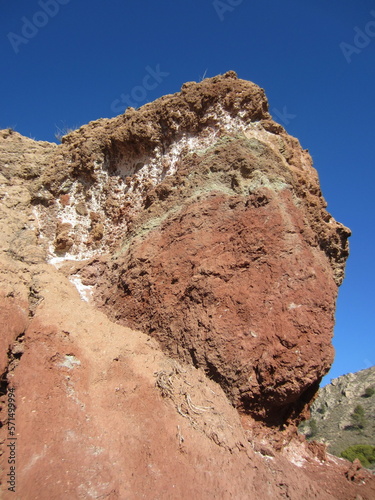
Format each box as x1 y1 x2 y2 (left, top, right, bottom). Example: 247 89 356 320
300 366 375 465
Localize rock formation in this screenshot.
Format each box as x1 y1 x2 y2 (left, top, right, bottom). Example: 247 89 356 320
301 366 375 458
1 72 374 499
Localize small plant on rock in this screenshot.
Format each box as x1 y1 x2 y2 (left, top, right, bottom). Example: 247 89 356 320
54 124 79 143
307 418 318 439
350 405 366 430
363 386 375 398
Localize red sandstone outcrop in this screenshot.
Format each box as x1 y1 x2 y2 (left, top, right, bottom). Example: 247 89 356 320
1 73 373 499
78 72 349 426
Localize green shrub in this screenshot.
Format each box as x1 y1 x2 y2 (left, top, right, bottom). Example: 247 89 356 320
307 418 318 439
350 405 366 430
340 445 375 468
364 386 375 398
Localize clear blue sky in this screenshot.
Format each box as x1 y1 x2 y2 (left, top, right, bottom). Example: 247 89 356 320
1 0 374 384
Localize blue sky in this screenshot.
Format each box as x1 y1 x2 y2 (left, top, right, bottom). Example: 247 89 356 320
1 0 374 384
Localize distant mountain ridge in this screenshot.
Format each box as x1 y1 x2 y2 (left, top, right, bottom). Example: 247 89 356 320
300 366 375 461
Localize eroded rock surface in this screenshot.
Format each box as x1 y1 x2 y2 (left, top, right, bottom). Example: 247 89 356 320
75 72 349 425
1 73 372 499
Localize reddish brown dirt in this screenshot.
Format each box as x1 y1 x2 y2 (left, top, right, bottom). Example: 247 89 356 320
1 272 374 499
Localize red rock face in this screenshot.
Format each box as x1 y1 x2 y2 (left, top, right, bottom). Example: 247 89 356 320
2 74 369 500
91 130 350 426
98 190 334 423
